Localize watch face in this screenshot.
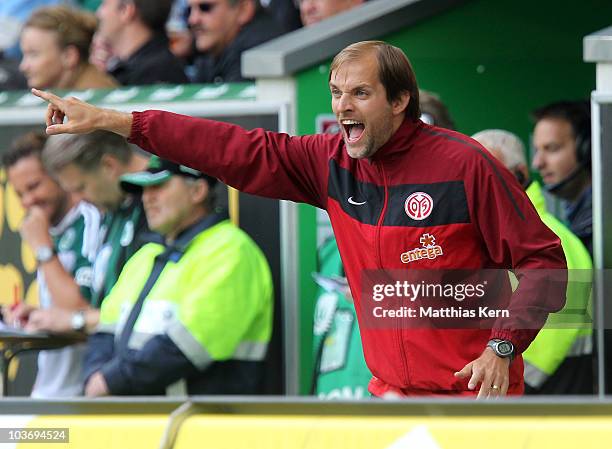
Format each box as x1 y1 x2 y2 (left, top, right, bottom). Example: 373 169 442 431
71 312 85 331
36 246 54 263
498 341 513 355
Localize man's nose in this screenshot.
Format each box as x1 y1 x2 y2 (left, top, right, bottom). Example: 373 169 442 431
187 6 200 26
532 150 544 170
336 93 353 113
21 192 36 210
18 59 28 74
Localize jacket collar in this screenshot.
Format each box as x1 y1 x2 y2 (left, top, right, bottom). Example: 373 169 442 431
369 118 423 163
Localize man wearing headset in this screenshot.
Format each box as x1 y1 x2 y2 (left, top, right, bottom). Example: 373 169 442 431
532 101 592 257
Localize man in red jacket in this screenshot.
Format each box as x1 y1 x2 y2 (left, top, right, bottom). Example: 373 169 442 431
32 40 567 399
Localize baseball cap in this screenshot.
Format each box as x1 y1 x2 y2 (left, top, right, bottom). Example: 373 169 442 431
120 155 218 194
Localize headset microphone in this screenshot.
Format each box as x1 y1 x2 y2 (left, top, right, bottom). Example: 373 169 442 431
544 132 591 194
543 165 585 194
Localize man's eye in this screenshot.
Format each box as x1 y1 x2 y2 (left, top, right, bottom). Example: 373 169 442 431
356 90 367 97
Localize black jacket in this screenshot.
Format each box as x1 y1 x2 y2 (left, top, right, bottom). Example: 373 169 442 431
566 186 593 257
193 11 284 84
109 34 188 86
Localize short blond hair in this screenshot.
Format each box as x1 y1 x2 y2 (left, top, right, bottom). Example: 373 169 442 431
24 5 97 62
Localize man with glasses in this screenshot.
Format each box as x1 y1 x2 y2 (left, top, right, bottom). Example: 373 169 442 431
188 0 284 83
96 0 188 85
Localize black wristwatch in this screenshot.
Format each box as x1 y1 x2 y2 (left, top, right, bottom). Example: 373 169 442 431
487 339 515 361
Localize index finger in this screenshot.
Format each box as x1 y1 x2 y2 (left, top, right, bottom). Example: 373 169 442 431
31 88 64 107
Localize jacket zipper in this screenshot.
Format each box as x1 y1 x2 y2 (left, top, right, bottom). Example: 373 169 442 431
375 162 410 386
375 163 388 268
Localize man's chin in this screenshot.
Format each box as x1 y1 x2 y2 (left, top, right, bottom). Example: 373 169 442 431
344 138 366 158
347 142 378 159
346 147 367 159
195 36 213 52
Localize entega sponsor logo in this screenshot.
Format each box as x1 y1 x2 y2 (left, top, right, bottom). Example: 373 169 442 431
400 233 443 264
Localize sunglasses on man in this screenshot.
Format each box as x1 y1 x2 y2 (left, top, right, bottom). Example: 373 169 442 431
185 1 218 19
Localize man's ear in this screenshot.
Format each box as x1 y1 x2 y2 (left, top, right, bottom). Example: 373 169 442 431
189 178 209 205
60 45 80 70
100 154 121 179
120 0 137 22
392 91 411 116
236 0 256 26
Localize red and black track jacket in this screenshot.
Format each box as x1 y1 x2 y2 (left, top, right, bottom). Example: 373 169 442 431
129 111 567 395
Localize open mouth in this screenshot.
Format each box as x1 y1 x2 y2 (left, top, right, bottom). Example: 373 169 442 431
341 119 365 143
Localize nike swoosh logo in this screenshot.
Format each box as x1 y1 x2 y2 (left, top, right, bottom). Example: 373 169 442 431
348 196 367 206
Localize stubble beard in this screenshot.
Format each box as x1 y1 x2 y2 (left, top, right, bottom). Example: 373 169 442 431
346 134 374 159
347 120 393 160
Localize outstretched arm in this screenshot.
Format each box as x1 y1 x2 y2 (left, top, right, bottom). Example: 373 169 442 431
32 89 132 137
33 89 332 207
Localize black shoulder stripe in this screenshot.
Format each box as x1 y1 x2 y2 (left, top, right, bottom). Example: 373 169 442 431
420 127 525 221
327 159 384 225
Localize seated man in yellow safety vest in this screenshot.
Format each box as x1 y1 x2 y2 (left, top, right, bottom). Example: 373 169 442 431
83 156 273 396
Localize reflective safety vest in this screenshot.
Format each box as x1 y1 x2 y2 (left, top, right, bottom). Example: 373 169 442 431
522 182 593 389
98 214 273 374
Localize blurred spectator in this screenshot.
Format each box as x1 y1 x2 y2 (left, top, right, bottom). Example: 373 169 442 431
2 131 101 398
83 156 273 396
43 132 149 302
419 89 455 130
97 0 189 85
167 0 195 61
189 0 284 83
88 32 115 73
19 6 117 89
260 0 301 32
35 132 150 335
473 129 593 395
532 101 592 256
298 0 363 26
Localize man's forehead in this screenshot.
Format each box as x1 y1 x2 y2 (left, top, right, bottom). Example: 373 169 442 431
535 118 574 138
331 52 378 81
331 66 379 89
